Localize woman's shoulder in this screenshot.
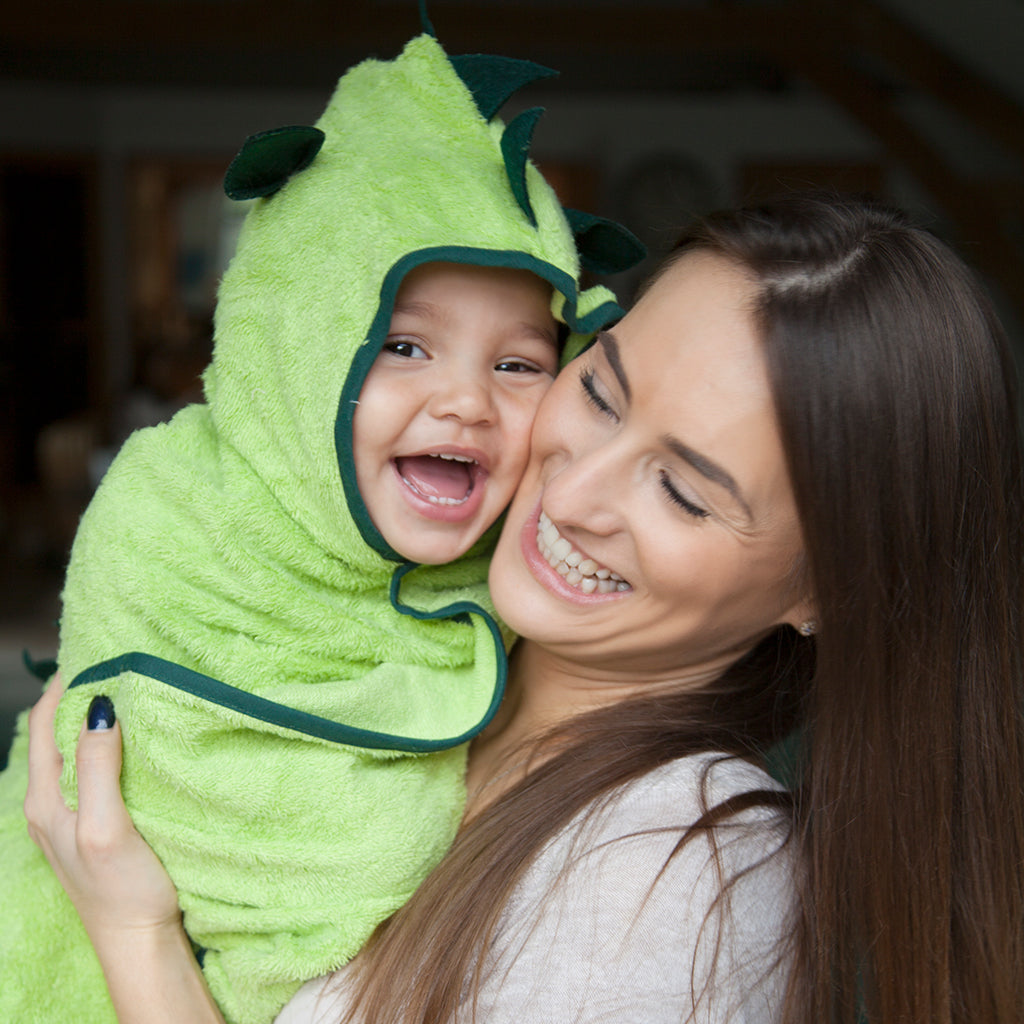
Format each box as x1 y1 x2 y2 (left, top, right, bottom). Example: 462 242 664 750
575 750 789 849
479 752 795 1022
508 750 794 955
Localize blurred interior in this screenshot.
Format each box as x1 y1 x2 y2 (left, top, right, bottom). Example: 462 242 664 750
2 0 1024 766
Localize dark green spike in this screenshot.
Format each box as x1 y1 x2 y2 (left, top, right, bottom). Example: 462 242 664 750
418 0 436 38
564 208 648 275
450 54 557 122
501 107 544 227
224 126 326 201
22 648 57 682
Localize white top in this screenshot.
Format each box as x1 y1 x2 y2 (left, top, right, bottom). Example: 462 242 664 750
275 753 795 1024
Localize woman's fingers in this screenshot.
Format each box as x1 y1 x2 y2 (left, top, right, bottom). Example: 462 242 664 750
23 675 68 853
73 697 130 853
23 687 220 1021
25 684 181 935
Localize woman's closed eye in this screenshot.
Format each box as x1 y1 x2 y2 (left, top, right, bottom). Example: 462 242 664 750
579 360 711 519
580 367 617 420
658 470 710 519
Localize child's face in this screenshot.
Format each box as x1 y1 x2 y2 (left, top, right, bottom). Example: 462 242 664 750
352 261 559 565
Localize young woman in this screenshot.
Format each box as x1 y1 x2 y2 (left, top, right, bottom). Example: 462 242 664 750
26 194 1024 1023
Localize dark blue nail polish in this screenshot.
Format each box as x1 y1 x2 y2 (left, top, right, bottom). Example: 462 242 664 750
87 695 116 731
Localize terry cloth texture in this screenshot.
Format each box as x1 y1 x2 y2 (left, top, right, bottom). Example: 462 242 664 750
0 32 631 1024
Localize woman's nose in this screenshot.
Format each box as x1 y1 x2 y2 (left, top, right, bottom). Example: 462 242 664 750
540 438 625 537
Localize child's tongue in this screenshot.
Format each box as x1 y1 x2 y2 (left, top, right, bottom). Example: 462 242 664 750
396 455 473 500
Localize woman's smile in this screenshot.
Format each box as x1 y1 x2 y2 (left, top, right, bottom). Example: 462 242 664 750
534 509 631 594
518 503 633 603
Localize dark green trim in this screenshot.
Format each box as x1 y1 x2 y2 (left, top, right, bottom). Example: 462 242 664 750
500 108 544 227
389 560 508 739
66 640 501 753
334 245 624 562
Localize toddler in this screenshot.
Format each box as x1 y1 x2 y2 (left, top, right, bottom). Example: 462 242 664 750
0 28 640 1024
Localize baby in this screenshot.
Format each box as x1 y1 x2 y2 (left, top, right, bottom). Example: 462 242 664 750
0 27 640 1024
351 260 559 570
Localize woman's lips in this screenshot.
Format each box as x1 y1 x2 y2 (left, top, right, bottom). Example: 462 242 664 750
520 503 632 601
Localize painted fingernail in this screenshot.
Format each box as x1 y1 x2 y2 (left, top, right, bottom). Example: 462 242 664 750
87 695 116 731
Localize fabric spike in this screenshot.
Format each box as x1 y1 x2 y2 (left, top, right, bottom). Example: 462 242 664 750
21 649 57 682
501 107 544 226
418 0 436 37
451 54 557 122
224 126 326 201
564 208 648 275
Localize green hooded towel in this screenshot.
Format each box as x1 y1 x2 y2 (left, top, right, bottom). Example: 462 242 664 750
0 25 642 1024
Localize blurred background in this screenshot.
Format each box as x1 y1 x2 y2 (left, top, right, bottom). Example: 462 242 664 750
2 0 1023 765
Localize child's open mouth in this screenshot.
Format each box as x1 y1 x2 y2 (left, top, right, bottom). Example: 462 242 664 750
395 453 482 507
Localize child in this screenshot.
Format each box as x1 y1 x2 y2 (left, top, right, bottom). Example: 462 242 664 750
0 24 641 1024
351 260 560 569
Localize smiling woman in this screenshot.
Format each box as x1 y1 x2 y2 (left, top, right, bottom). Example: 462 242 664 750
332 194 1024 1024
24 194 1024 1024
488 251 810 685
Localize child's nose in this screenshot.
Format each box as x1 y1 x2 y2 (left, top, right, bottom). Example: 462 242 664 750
429 372 496 425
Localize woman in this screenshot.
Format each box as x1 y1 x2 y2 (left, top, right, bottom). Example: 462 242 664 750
26 193 1024 1023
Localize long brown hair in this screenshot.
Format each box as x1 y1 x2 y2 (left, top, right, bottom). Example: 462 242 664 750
681 194 1024 1022
341 194 1024 1023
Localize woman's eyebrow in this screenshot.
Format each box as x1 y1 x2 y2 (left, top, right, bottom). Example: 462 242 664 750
596 331 631 402
599 328 753 521
661 434 754 523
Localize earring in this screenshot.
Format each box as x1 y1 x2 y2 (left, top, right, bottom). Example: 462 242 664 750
797 619 818 637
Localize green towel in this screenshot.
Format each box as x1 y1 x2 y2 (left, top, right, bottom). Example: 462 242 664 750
0 29 640 1024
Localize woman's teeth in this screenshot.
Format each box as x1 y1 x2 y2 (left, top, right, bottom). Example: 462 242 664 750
537 511 631 594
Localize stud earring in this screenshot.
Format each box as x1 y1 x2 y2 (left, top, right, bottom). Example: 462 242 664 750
797 619 818 637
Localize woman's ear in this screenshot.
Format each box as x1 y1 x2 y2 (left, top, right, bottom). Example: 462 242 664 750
783 597 819 638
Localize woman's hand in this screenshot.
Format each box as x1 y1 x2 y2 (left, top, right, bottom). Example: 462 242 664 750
24 676 181 938
24 676 226 1024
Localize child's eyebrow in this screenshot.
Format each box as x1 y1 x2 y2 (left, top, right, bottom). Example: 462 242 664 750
390 302 557 345
390 300 441 318
523 320 559 346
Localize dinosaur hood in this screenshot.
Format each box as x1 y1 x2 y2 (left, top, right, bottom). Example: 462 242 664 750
204 32 641 570
36 30 644 1024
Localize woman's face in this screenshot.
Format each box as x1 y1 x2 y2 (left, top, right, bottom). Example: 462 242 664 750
488 251 812 687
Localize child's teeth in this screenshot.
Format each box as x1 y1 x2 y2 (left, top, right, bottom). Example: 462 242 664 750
535 511 631 594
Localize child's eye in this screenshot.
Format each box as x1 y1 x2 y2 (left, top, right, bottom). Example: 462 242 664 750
383 337 428 359
495 358 549 375
579 368 617 420
659 470 710 520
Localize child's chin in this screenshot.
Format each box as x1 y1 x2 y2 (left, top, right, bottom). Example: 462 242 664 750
386 522 482 567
